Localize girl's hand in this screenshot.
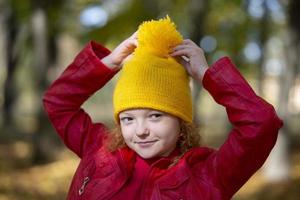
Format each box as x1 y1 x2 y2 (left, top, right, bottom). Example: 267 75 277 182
170 39 209 82
102 32 138 70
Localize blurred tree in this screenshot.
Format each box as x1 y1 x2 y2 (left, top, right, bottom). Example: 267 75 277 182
251 0 269 96
30 0 54 163
2 0 24 129
288 0 300 105
30 0 73 163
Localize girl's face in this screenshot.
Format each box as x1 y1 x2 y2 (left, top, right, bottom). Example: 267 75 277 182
119 108 181 159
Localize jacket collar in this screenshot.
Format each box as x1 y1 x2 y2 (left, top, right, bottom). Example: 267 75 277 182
118 146 181 175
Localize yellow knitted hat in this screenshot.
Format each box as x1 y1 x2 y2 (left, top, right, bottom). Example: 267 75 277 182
113 16 192 123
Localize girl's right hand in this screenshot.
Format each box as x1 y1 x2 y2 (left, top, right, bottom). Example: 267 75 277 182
101 32 137 70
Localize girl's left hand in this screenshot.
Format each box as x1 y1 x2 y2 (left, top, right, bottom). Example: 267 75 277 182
170 39 209 82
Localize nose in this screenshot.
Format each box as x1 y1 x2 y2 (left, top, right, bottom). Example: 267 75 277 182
135 121 150 137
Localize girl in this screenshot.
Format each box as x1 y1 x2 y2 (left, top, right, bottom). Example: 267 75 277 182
43 17 283 200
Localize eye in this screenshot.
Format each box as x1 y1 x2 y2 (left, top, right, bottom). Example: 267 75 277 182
149 113 163 120
120 117 133 124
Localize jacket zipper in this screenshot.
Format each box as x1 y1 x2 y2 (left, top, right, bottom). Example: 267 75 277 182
78 176 90 196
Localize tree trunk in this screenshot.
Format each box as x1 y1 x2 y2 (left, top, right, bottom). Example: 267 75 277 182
2 5 19 128
31 7 51 163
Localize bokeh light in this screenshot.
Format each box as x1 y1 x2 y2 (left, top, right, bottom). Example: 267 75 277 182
79 6 108 28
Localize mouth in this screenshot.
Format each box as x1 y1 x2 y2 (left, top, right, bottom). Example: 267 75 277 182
134 140 158 148
134 140 157 144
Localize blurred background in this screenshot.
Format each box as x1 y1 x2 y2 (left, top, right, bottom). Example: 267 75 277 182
0 0 300 199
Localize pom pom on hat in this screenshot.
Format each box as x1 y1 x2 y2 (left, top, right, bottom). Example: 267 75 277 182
113 16 193 123
135 15 183 58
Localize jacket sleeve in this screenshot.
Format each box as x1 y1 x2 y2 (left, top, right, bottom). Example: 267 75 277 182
201 57 283 197
43 41 118 158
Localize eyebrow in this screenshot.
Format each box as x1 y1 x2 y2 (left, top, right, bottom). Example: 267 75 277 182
119 109 164 117
119 112 134 116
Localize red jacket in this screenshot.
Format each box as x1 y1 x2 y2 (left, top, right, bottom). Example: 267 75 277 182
43 41 283 200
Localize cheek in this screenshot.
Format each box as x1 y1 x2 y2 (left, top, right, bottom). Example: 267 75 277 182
167 129 180 143
120 125 133 141
155 121 180 139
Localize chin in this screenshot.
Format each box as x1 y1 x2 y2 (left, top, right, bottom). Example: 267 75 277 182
136 149 159 159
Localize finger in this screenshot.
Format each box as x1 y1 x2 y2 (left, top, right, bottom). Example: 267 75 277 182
172 45 186 52
171 44 193 54
182 39 199 48
182 39 196 45
170 48 192 57
182 39 193 45
131 31 138 39
172 41 197 51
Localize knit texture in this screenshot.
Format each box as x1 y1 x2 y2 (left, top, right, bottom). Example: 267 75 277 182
113 16 193 123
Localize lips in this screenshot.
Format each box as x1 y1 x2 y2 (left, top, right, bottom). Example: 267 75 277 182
134 140 158 148
135 140 157 144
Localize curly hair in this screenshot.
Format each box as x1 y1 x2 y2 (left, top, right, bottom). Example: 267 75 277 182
104 120 201 160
